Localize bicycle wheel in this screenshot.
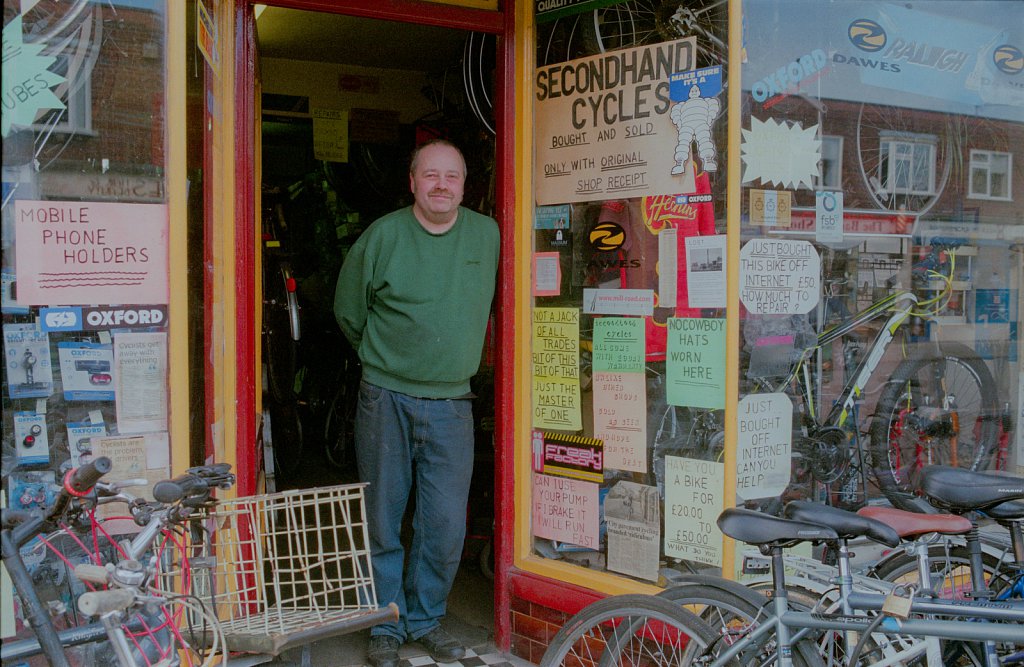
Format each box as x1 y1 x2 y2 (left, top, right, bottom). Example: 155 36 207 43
539 594 717 666
856 103 953 217
582 0 728 68
263 261 300 404
323 376 357 472
659 580 825 667
870 343 1000 507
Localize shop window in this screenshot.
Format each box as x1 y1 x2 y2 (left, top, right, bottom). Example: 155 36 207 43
814 135 842 190
968 150 1012 201
523 0 1021 593
874 132 937 198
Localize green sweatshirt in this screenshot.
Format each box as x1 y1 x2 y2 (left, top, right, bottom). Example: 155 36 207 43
334 206 499 398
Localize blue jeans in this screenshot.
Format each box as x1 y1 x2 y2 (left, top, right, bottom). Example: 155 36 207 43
355 381 475 642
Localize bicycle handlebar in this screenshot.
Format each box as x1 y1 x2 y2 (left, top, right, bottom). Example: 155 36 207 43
67 456 112 495
78 588 135 616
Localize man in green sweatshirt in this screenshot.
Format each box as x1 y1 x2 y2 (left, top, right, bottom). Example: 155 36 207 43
334 139 499 667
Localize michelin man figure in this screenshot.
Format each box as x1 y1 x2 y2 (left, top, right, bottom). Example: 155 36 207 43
670 84 721 175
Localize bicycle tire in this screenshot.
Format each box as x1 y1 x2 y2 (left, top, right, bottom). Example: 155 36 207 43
659 580 825 667
263 263 299 404
580 0 728 67
539 594 718 667
870 343 1000 508
323 376 357 471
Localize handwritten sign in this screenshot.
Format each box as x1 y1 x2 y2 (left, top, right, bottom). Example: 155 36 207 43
593 317 645 373
666 318 725 408
532 308 581 430
14 200 168 306
665 456 724 565
739 239 820 315
593 371 647 472
736 393 792 500
534 38 697 204
532 473 599 549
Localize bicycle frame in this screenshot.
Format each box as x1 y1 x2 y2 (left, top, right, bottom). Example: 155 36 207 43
769 289 918 429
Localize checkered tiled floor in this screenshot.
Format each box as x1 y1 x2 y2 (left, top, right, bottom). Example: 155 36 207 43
399 647 524 666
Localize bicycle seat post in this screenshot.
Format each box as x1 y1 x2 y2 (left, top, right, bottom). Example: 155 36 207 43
831 536 857 616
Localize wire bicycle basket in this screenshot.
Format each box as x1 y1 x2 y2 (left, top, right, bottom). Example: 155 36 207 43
191 483 396 657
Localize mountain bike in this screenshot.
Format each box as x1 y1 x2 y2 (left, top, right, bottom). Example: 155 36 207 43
740 243 1001 512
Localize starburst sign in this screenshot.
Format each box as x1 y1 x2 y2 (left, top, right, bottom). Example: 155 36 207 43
2 15 66 138
740 117 821 190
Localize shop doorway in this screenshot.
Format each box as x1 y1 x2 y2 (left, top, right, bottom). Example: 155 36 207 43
253 2 500 637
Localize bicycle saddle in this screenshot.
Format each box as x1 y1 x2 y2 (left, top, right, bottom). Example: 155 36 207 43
984 499 1024 522
718 507 837 549
784 500 900 547
921 465 1024 513
857 505 972 539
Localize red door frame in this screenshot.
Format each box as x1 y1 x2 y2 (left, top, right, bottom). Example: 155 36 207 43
232 0 516 650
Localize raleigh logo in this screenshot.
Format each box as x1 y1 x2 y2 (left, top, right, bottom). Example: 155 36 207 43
839 16 970 75
82 305 167 330
993 44 1023 75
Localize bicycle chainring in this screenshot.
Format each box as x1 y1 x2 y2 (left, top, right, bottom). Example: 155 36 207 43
799 426 850 484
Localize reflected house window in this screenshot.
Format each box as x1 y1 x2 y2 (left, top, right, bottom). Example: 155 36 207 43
969 150 1012 201
814 135 842 190
876 132 937 197
29 53 94 135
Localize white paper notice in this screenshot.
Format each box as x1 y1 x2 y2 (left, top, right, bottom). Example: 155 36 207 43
664 456 724 565
582 289 655 316
736 393 792 500
593 371 647 472
114 332 168 434
684 234 726 308
739 239 820 315
605 481 661 581
658 228 678 308
816 190 844 244
740 117 820 190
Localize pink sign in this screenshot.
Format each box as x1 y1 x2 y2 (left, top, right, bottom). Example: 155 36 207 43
532 473 599 549
14 200 168 306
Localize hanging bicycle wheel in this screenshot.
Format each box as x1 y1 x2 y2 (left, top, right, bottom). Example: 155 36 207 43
583 0 728 67
870 343 1000 508
463 32 496 136
856 102 953 217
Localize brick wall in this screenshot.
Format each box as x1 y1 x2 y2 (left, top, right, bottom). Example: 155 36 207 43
510 595 570 664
